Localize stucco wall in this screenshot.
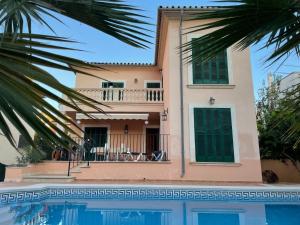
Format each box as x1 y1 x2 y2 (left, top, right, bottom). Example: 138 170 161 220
76 66 161 89
0 119 34 166
261 160 300 183
157 17 262 182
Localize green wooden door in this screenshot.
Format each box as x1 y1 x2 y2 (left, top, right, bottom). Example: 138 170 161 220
194 108 234 162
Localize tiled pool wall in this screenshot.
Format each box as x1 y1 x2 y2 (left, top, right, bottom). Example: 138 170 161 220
1 185 300 205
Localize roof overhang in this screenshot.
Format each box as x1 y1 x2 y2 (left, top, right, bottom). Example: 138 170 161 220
76 113 149 120
155 6 222 67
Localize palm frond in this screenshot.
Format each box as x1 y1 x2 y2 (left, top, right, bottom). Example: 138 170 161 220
182 0 300 63
0 0 151 48
0 33 107 148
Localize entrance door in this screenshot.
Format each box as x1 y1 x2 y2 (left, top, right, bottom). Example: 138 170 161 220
146 128 160 156
84 127 108 148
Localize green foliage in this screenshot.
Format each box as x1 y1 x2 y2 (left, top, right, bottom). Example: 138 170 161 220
257 77 300 161
17 147 45 165
33 134 56 160
183 0 300 64
0 0 149 149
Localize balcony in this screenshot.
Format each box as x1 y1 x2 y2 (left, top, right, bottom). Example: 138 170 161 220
76 88 164 104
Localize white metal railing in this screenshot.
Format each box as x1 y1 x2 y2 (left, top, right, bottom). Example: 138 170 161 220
76 88 164 103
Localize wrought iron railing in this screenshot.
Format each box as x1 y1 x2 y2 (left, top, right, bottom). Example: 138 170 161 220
66 133 169 175
73 134 169 161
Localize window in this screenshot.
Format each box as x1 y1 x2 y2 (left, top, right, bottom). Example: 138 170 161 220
146 81 161 89
145 81 162 101
84 127 108 148
192 39 229 84
193 108 234 162
101 81 125 101
101 81 124 88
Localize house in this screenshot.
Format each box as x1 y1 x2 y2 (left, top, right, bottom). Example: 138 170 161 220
5 6 262 183
268 72 300 97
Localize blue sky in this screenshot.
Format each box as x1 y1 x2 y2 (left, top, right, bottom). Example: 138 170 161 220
36 0 299 103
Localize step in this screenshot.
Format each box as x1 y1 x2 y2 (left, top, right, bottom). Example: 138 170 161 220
22 175 75 183
70 162 90 173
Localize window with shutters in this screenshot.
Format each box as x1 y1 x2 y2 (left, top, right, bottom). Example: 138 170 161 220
145 81 161 88
192 38 229 84
193 108 235 163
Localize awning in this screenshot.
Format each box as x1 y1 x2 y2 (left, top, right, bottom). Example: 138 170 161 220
76 113 149 120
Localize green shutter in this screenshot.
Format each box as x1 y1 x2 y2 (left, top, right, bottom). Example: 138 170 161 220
194 108 234 162
146 82 161 88
192 38 229 84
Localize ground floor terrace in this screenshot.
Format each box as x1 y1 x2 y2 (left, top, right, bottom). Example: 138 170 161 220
4 111 263 184
66 112 169 163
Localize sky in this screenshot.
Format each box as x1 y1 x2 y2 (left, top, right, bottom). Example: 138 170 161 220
34 0 299 104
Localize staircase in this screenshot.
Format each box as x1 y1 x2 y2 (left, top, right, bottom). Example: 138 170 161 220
22 173 75 183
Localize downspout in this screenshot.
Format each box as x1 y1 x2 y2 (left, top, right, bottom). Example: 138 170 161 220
179 9 185 177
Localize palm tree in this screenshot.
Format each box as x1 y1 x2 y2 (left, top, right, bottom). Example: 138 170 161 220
183 0 300 147
0 0 150 148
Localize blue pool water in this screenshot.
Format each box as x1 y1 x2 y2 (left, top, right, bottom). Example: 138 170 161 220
1 186 300 225
1 199 300 225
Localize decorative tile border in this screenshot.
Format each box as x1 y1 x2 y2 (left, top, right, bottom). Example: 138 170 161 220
1 185 300 205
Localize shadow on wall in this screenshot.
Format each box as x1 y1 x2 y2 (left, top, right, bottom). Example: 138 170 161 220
0 163 5 182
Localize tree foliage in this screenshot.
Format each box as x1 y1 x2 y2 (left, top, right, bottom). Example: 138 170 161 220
183 0 300 64
257 76 300 161
0 0 149 149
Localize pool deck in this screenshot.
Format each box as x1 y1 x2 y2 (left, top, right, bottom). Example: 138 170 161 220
1 181 300 191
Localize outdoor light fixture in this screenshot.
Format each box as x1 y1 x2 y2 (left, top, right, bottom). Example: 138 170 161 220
76 120 81 125
124 124 129 134
209 97 216 105
161 108 168 121
145 120 149 125
134 78 138 83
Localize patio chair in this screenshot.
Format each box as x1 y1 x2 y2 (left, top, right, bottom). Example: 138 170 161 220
123 147 134 161
115 143 126 161
151 150 166 161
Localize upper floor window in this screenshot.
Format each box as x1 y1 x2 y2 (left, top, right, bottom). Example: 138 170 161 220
145 81 161 89
192 39 229 84
102 81 124 88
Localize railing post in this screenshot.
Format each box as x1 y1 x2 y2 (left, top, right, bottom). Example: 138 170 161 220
67 151 71 176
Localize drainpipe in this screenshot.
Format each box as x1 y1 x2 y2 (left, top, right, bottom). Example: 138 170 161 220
179 9 185 177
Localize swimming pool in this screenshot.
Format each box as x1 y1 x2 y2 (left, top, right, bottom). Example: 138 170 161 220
1 184 300 224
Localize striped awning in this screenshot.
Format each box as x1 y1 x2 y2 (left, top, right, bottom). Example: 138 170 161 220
76 113 149 120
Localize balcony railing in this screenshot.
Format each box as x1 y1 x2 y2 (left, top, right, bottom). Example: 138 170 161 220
69 134 169 163
76 88 164 103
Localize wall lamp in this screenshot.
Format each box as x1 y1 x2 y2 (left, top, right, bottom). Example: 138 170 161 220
161 108 168 121
209 97 216 105
124 124 129 134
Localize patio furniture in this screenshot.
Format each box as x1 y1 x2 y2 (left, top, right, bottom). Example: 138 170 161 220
151 150 166 161
122 148 134 161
